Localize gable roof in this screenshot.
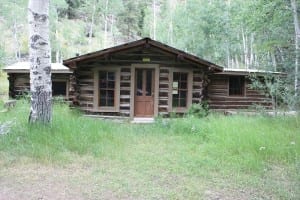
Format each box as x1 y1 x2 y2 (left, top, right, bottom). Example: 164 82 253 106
2 62 73 74
63 37 223 71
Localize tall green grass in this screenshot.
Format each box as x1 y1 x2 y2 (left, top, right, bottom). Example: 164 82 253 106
0 100 299 173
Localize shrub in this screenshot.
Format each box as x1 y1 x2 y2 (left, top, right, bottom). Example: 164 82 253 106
187 102 209 118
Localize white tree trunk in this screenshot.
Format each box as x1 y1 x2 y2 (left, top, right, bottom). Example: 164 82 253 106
88 0 96 47
13 20 21 61
152 0 157 40
104 0 109 47
28 0 52 123
291 0 299 96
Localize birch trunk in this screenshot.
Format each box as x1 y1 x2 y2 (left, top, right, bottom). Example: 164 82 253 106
28 0 52 123
152 0 157 40
13 20 21 61
104 0 109 47
291 0 299 96
88 0 96 47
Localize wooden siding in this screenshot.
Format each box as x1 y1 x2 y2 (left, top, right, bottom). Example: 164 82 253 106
120 67 131 116
7 73 70 99
158 67 170 115
207 75 272 110
73 62 208 116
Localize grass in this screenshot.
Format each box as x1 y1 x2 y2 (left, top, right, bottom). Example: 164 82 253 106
0 101 299 199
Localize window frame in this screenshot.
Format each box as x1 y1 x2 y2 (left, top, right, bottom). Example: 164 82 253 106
228 76 245 96
52 78 69 99
94 67 120 112
169 68 193 113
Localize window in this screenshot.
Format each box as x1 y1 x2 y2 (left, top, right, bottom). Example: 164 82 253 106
229 76 245 96
52 81 67 96
99 71 115 107
172 72 188 107
136 69 153 96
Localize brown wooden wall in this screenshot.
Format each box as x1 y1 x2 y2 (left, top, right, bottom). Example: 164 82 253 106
7 73 71 99
72 63 209 117
207 74 272 110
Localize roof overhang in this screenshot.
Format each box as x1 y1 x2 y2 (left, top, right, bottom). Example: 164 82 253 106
2 62 73 74
63 37 223 72
214 68 287 76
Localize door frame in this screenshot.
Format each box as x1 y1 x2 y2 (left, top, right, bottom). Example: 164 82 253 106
130 64 159 118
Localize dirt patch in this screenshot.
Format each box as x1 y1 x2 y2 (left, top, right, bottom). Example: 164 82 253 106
0 160 298 200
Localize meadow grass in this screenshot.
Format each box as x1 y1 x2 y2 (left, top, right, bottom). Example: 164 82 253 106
0 101 299 169
0 100 299 199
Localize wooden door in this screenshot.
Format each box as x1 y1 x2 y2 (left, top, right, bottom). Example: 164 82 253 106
134 69 154 117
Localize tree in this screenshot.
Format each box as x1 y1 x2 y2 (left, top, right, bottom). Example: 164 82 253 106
28 0 52 123
291 0 300 96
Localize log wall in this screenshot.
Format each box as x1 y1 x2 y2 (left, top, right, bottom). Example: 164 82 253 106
207 75 272 110
7 73 71 99
119 67 131 116
73 63 208 116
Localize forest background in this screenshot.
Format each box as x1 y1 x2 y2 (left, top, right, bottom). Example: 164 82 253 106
0 0 299 107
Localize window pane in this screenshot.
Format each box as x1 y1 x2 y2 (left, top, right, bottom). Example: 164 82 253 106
108 72 115 81
180 98 187 107
173 72 179 81
136 69 143 96
180 81 187 89
180 91 187 98
99 80 107 88
172 96 179 107
146 69 152 96
99 71 115 107
229 76 244 96
52 82 66 96
99 72 106 80
108 81 115 89
107 98 114 106
107 90 114 98
180 73 187 81
172 72 188 108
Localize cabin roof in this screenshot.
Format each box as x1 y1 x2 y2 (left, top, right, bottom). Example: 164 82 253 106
2 62 73 74
63 37 223 72
215 68 286 76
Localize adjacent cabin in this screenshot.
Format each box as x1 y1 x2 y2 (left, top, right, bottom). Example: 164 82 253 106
3 38 274 117
3 62 73 99
208 69 274 110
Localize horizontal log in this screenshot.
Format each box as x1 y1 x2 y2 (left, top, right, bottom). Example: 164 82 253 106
120 95 130 99
120 87 131 91
120 103 130 107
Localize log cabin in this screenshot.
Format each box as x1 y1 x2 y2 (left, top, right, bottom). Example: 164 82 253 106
3 62 73 99
3 38 275 117
207 68 274 110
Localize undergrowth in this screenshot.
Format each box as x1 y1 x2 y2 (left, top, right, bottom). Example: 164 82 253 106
0 100 299 175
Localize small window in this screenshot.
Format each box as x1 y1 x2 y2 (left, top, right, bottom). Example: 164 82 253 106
99 71 115 107
52 82 66 96
172 72 188 107
229 76 244 96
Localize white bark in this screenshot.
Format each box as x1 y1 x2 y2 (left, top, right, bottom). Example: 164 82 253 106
104 0 109 47
250 33 254 67
88 0 96 47
271 53 277 71
13 20 21 61
153 0 157 40
28 0 52 123
291 0 299 96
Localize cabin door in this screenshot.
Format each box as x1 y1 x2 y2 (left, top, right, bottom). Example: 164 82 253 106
134 69 154 117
